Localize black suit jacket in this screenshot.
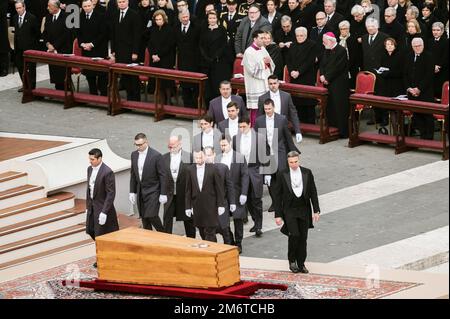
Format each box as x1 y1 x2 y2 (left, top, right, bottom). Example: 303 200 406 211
215 151 249 219
76 10 108 58
325 11 344 37
257 90 301 134
185 163 225 228
403 50 435 102
310 24 329 62
110 7 142 63
253 113 300 172
274 166 320 234
130 147 167 218
175 20 201 72
161 150 193 221
86 163 119 239
13 11 40 51
192 128 223 155
233 130 269 199
41 11 72 54
362 32 389 72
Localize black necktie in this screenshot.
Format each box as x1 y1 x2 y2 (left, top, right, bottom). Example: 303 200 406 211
86 13 90 20
183 26 187 34
369 35 373 45
19 16 23 27
414 54 418 62
120 11 124 23
53 15 56 23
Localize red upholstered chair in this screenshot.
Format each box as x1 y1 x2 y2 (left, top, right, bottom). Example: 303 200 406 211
434 81 449 140
283 65 291 83
232 57 244 94
353 71 376 127
139 48 151 101
72 39 82 92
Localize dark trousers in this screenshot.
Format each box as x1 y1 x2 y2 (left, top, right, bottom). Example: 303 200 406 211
267 172 278 209
287 217 309 266
293 96 316 124
181 84 198 108
142 216 164 232
86 72 108 96
199 226 217 242
247 182 263 231
230 218 244 245
0 52 8 74
163 196 196 238
217 226 232 245
413 113 435 140
15 50 36 89
121 74 141 101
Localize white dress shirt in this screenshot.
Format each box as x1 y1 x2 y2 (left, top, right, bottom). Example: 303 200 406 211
221 96 232 120
89 162 103 199
119 7 129 22
196 164 205 191
267 12 275 24
181 21 190 33
266 114 275 155
53 10 61 22
270 90 282 114
137 146 148 181
290 167 303 198
240 131 252 163
221 150 233 169
202 129 214 148
228 117 239 138
170 151 182 195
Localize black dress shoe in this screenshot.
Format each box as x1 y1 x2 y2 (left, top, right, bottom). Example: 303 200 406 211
249 225 256 232
268 205 275 212
93 262 97 268
366 120 375 125
298 264 309 274
289 262 300 273
255 229 263 237
237 243 242 254
17 87 24 93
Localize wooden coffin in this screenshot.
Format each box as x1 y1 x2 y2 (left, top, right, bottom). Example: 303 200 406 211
95 227 240 289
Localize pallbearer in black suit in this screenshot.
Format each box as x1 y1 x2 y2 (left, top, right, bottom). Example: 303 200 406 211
404 37 435 140
77 0 109 96
217 135 249 253
86 148 120 269
161 135 196 238
207 81 247 125
42 0 73 90
233 116 269 239
204 146 235 245
319 32 350 138
185 150 225 243
13 0 40 92
129 133 167 231
110 0 142 101
273 151 320 274
175 8 201 107
253 98 300 224
192 114 223 155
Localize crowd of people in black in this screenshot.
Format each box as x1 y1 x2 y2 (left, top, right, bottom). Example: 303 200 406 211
0 0 448 139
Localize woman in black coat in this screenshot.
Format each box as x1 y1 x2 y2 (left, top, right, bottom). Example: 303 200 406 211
427 22 449 98
377 38 406 134
138 0 156 62
421 3 438 39
405 19 426 51
156 0 176 25
147 9 176 103
263 31 284 81
298 0 320 31
199 11 231 105
286 27 317 124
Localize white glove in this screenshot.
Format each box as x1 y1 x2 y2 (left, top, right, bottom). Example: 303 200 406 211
185 209 193 217
296 133 303 143
129 193 137 205
264 175 271 187
218 207 225 215
98 212 107 225
159 195 168 204
230 204 236 213
239 195 247 205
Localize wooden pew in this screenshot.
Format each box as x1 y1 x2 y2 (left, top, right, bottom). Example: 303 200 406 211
22 50 113 110
230 78 338 144
348 93 449 160
110 64 208 121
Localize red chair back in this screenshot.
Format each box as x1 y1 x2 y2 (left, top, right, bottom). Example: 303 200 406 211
72 38 82 57
441 81 449 106
233 57 244 75
140 48 151 82
283 65 291 83
355 71 376 94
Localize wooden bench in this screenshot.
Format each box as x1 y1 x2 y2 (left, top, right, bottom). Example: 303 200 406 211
110 64 208 121
230 78 338 144
22 50 112 110
348 93 449 160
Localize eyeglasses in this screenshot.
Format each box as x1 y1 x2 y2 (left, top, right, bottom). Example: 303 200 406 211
134 142 146 147
248 11 259 14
